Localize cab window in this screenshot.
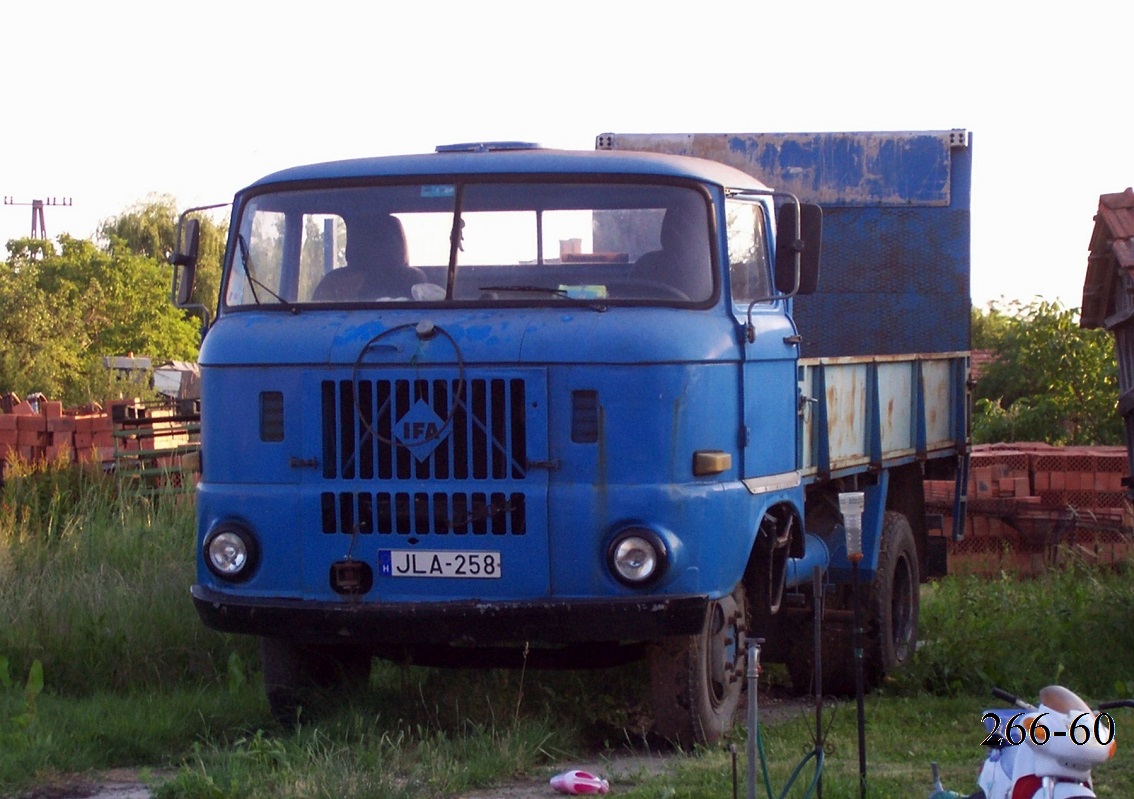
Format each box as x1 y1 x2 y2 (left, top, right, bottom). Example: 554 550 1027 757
727 199 771 303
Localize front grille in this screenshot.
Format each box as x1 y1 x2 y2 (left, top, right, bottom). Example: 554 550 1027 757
321 490 526 535
319 376 531 536
322 377 528 481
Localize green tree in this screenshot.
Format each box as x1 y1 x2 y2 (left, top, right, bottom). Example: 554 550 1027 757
0 233 201 405
0 242 86 399
972 299 1121 445
971 302 1012 350
99 195 228 316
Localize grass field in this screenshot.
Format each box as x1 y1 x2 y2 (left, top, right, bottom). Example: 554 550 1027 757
3 462 1134 798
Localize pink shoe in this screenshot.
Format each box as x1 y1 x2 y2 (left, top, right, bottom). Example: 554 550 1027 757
549 769 610 795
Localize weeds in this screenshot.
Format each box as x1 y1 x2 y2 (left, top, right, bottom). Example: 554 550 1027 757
0 461 255 695
895 554 1134 698
151 677 573 799
0 657 44 744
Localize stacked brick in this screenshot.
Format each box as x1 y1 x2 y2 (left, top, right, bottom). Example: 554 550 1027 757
0 397 182 480
926 443 1132 576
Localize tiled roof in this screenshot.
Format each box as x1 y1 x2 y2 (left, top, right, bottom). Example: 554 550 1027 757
970 348 997 381
1081 187 1134 328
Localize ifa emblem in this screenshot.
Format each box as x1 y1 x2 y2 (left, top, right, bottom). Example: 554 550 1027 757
393 399 448 460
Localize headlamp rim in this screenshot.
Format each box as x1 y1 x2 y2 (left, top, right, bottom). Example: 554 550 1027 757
203 522 260 583
607 526 669 587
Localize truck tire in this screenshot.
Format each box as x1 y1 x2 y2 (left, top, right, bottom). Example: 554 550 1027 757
864 510 919 682
647 582 748 747
260 637 372 727
784 511 919 695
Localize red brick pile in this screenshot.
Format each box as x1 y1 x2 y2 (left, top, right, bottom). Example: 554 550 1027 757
0 395 192 480
926 443 1132 576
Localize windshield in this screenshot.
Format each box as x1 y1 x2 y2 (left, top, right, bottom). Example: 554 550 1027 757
222 180 715 308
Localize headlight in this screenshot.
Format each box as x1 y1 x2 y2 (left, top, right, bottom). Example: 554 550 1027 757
203 523 259 582
608 527 668 586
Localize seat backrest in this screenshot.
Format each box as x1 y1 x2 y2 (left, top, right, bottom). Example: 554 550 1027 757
631 205 712 300
346 214 409 269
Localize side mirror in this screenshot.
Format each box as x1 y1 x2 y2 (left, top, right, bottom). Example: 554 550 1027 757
171 217 200 307
775 202 822 296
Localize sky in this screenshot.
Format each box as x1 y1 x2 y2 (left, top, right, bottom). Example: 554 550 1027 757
3 1 1132 310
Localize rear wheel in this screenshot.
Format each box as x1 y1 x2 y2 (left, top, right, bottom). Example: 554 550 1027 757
785 511 919 696
865 511 919 682
260 637 372 727
648 583 748 747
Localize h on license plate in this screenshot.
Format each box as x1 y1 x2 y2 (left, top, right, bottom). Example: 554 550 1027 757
379 550 502 578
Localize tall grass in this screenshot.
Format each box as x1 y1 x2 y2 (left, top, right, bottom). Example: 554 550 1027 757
6 462 1134 797
0 459 254 695
896 553 1134 699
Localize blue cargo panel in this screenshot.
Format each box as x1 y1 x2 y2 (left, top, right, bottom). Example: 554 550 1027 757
794 195 971 357
597 131 972 357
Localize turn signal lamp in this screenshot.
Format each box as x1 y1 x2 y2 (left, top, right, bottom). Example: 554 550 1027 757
693 450 731 476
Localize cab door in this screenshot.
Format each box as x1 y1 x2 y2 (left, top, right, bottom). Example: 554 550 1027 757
726 197 801 483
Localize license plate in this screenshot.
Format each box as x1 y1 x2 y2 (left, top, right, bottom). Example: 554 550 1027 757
378 549 502 579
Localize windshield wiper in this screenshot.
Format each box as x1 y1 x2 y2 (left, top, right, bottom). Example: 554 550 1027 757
479 284 569 297
236 235 297 312
478 285 607 312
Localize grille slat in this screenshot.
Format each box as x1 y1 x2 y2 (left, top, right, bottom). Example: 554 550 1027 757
320 490 527 536
320 376 530 536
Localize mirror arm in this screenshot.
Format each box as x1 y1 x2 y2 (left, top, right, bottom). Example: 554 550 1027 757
170 202 229 265
169 202 228 340
745 194 804 343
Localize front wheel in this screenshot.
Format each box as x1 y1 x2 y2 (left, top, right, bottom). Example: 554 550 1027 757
260 637 372 727
648 582 748 747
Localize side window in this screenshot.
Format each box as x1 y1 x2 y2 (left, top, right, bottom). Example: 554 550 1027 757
227 211 348 305
226 210 285 306
726 199 771 304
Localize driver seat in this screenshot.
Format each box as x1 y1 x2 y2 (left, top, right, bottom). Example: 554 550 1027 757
630 206 711 300
313 214 427 301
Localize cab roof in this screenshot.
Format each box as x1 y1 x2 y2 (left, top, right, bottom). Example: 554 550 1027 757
245 145 769 193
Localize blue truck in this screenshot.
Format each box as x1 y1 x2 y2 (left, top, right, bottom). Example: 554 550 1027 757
174 130 971 745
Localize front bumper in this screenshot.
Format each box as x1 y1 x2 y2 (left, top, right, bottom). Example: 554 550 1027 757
191 584 709 646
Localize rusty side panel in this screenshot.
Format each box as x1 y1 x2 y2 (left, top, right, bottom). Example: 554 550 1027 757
800 353 967 479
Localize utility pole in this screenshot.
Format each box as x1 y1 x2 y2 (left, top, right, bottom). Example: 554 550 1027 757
2 196 73 239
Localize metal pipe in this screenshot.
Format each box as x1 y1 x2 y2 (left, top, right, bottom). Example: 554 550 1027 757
853 560 867 798
747 641 760 799
813 565 824 799
785 533 830 587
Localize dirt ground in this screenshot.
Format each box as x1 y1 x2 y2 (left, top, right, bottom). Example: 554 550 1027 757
12 770 155 799
11 761 666 799
12 757 672 799
454 752 674 799
454 690 813 798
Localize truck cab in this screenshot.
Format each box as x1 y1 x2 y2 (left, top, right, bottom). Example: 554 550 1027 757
176 134 969 746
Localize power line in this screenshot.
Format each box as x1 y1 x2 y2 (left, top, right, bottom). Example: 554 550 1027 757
2 196 73 239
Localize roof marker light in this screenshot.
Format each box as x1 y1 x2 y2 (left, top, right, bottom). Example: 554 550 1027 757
435 141 541 153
